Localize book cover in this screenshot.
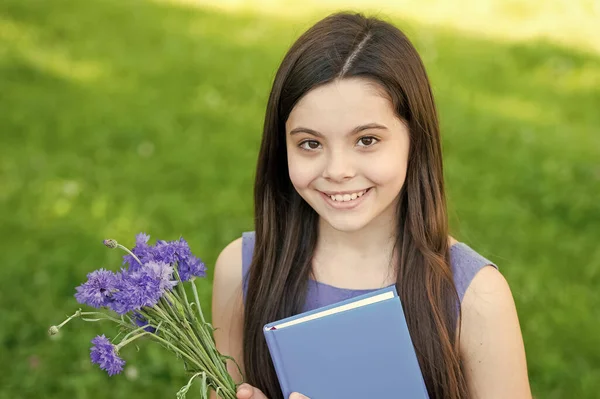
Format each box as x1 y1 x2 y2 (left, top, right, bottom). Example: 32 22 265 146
263 286 429 398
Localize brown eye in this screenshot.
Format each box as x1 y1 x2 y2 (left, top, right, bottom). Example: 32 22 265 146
357 136 378 147
300 140 321 150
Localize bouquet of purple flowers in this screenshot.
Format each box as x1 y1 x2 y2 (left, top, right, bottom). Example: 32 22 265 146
49 233 241 399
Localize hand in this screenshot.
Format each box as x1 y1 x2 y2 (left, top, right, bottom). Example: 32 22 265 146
236 383 310 399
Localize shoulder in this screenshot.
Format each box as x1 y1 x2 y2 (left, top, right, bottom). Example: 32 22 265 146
212 237 244 316
461 265 513 323
211 237 245 381
459 266 532 397
215 237 242 282
449 240 498 303
213 237 243 294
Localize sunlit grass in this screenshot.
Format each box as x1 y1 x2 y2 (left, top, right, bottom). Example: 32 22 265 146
0 0 598 398
0 17 109 83
172 0 600 53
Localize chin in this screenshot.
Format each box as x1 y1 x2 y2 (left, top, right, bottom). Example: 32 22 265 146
319 212 374 232
323 217 368 233
314 198 399 235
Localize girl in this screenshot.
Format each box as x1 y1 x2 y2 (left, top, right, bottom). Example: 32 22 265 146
212 11 531 399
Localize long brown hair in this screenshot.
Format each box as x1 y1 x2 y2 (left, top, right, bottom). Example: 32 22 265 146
243 12 468 399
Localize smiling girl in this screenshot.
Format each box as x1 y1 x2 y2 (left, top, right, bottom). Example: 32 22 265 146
211 11 531 399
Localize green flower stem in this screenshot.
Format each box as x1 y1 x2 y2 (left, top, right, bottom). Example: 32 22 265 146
168 288 209 348
192 317 230 379
48 309 82 334
172 307 210 364
160 293 186 323
191 278 206 325
153 296 180 324
79 311 133 330
179 291 238 393
115 330 150 351
51 308 113 334
134 308 217 384
161 288 236 396
120 321 162 343
169 287 213 355
177 371 206 399
143 304 219 382
148 313 205 366
155 295 223 380
118 314 205 374
167 289 224 372
177 282 238 387
137 307 236 398
145 332 204 371
116 243 142 266
139 307 202 362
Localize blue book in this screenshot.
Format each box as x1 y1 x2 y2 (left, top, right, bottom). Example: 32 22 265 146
263 286 429 398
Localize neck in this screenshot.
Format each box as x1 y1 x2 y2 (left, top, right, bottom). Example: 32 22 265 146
313 206 399 285
317 216 397 255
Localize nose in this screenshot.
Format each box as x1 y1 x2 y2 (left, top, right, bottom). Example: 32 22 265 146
322 149 355 182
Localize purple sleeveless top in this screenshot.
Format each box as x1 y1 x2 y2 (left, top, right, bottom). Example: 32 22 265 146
241 231 497 312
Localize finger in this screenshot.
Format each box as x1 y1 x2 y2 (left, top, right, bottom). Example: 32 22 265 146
236 383 253 399
289 393 310 399
237 383 268 399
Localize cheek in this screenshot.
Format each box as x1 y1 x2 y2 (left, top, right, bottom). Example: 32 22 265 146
287 152 321 189
365 146 409 187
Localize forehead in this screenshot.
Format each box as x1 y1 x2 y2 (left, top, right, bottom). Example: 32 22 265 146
285 78 397 133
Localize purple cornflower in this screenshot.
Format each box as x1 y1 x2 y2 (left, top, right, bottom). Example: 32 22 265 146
123 234 206 281
105 270 129 314
154 237 206 281
90 335 125 376
109 261 176 314
144 260 178 292
75 269 118 308
122 233 152 272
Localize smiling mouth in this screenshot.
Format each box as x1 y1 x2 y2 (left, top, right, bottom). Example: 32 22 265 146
320 187 372 203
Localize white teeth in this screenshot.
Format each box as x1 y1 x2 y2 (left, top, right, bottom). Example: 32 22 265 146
328 189 368 202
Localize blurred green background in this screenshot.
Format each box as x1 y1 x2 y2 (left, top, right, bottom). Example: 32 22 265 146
1 0 598 398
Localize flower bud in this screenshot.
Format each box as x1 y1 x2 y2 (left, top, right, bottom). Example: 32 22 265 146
103 239 118 249
48 325 60 336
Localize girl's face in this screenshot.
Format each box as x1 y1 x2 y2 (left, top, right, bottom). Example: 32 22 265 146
285 78 410 232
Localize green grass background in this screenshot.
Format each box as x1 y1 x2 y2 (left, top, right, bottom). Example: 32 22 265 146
0 0 598 398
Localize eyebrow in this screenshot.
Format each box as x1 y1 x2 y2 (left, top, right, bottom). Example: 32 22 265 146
288 123 388 138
